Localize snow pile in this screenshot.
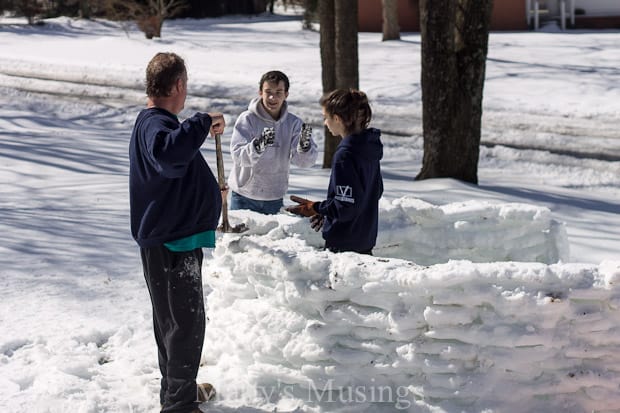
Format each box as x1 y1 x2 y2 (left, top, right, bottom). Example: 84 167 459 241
201 198 619 412
376 197 569 264
210 196 568 265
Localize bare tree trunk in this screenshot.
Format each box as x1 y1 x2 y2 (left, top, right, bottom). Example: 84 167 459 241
16 0 42 25
79 0 91 18
416 0 493 184
382 0 400 40
334 0 359 90
319 0 338 168
319 0 359 168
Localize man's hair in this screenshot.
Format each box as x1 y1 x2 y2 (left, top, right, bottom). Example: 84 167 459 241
259 70 290 92
320 89 372 134
145 52 186 98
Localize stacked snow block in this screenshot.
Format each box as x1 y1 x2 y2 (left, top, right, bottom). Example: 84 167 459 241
377 197 569 265
202 200 617 412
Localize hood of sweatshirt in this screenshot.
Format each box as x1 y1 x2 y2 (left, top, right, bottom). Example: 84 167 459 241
248 96 290 124
338 128 383 162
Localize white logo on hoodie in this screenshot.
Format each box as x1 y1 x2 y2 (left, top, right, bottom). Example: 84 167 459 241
335 185 354 203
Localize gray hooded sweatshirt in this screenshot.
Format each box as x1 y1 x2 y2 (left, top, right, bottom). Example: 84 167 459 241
229 97 318 201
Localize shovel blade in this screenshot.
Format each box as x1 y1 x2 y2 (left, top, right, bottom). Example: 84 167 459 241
218 221 249 234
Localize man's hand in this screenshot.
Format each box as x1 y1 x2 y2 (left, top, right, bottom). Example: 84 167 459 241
208 112 226 137
298 123 312 152
253 127 275 153
286 195 317 217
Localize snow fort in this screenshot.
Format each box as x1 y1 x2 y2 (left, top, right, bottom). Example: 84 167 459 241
202 196 620 412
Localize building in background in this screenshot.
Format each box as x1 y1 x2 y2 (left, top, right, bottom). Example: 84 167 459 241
357 0 620 32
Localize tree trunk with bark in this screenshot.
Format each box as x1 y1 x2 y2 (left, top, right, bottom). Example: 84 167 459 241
382 0 400 41
319 0 359 168
334 0 359 90
416 0 493 184
16 0 42 24
319 0 338 168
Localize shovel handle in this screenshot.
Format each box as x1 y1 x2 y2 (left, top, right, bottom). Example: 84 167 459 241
213 134 249 233
214 133 230 231
214 133 226 189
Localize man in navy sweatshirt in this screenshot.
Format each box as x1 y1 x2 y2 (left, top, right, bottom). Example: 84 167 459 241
129 52 225 413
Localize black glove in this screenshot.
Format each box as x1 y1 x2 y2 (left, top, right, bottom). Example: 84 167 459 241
298 123 312 152
253 127 275 153
310 214 324 232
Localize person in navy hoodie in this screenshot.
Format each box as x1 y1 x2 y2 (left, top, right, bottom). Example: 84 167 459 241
286 89 383 255
129 52 225 413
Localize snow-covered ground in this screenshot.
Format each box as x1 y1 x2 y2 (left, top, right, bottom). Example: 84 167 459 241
0 11 619 413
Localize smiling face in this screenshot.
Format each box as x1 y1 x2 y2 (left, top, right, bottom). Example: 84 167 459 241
259 80 288 119
322 107 346 137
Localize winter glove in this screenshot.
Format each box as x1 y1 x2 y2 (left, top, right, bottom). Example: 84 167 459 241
286 195 318 217
310 214 324 232
253 127 275 153
298 123 312 152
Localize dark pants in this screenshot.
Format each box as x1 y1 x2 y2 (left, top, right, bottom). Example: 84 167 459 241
230 191 283 215
141 245 205 413
327 246 373 255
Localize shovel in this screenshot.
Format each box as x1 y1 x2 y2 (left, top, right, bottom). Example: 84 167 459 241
214 133 248 233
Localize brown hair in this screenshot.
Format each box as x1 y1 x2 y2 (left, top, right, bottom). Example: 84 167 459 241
259 70 290 92
145 52 186 98
320 89 372 134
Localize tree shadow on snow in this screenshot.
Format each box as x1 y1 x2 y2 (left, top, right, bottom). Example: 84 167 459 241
479 184 620 214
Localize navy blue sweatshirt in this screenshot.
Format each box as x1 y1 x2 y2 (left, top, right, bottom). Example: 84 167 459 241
129 107 222 248
315 128 384 253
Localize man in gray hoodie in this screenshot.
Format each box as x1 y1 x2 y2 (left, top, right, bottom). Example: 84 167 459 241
228 70 318 214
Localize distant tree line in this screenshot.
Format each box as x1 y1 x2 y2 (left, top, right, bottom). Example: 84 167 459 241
0 0 259 20
0 0 314 25
0 0 317 38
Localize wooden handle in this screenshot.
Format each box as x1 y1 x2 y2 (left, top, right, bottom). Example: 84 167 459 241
213 134 249 233
214 133 226 189
214 133 230 232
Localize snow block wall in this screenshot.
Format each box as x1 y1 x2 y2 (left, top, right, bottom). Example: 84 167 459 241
376 198 569 264
203 198 619 412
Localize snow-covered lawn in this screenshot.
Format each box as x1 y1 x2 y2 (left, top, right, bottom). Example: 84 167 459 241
0 12 619 413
